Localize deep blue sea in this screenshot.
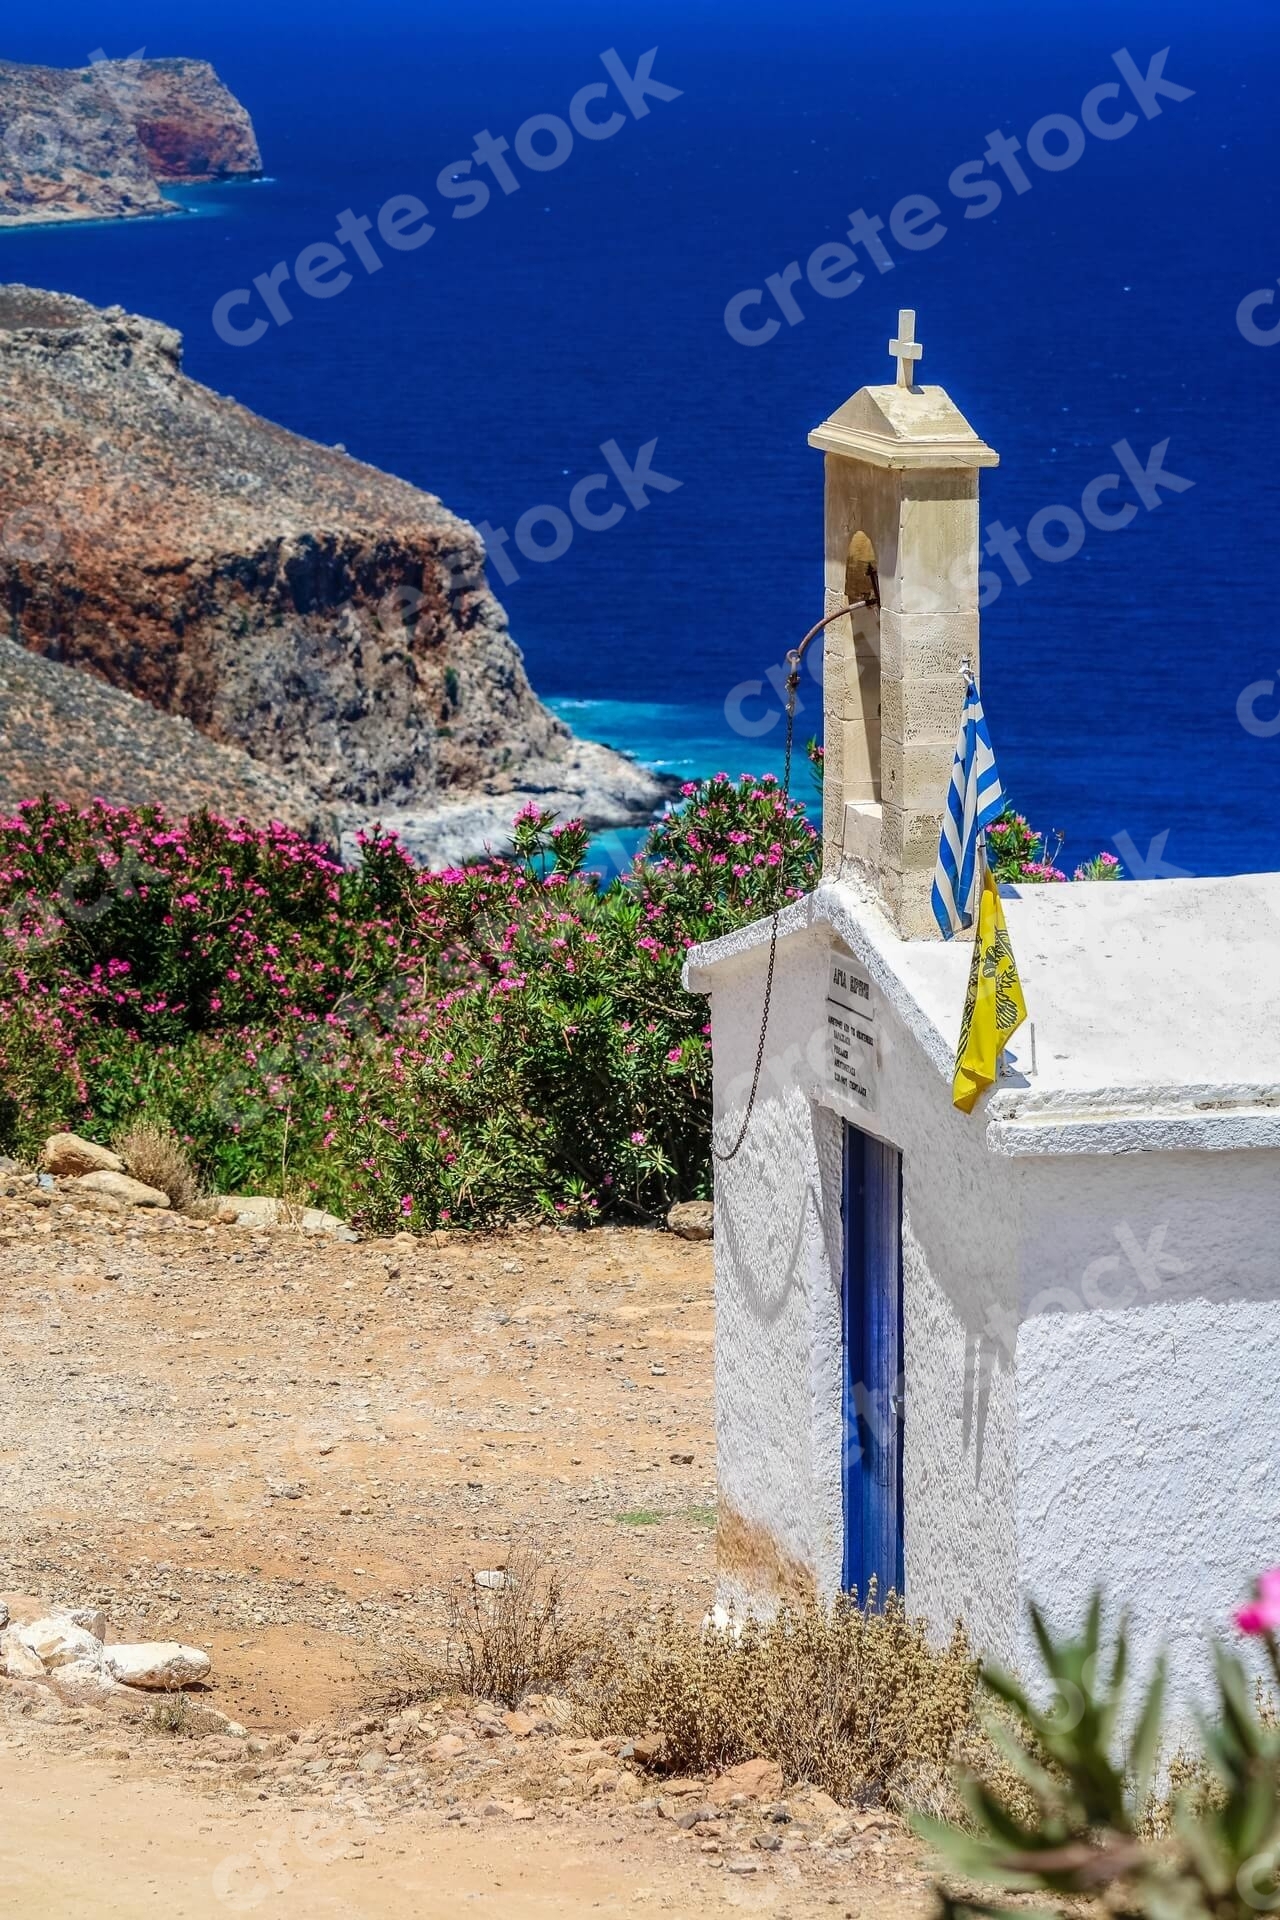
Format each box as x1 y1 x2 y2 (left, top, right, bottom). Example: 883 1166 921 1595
4 0 1279 876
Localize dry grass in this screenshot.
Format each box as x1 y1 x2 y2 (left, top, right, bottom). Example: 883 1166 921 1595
380 1540 1004 1814
149 1688 191 1736
383 1541 591 1710
574 1588 980 1808
1142 1680 1280 1838
114 1121 202 1212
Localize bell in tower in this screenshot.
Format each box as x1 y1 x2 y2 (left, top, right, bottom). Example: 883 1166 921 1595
810 311 999 939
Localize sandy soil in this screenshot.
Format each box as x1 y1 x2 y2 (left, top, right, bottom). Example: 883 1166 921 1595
0 1744 932 1920
0 1194 934 1917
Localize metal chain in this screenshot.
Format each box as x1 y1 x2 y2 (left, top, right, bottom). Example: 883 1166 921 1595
711 594 875 1163
711 669 798 1162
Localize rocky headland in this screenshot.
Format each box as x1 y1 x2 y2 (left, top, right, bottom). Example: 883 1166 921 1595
0 56 260 227
0 285 668 857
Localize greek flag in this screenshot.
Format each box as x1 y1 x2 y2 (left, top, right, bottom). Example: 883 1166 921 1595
931 679 1006 939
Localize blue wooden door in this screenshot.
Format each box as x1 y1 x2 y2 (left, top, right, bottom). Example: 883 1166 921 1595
841 1122 904 1600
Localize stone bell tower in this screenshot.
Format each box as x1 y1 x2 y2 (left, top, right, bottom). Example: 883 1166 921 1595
809 311 999 939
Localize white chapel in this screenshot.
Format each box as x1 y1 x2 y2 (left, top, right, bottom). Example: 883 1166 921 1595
684 313 1280 1701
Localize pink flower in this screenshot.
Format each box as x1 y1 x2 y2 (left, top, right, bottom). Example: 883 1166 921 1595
1235 1567 1280 1635
400 1195 414 1215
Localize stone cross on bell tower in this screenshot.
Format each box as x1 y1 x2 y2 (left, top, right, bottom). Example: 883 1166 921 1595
809 311 999 939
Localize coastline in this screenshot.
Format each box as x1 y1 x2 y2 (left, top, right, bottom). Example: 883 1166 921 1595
0 202 184 231
0 180 272 235
0 53 263 232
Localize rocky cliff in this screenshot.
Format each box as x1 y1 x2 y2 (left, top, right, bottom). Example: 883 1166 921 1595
0 635 332 842
0 57 260 226
0 286 667 855
115 58 261 182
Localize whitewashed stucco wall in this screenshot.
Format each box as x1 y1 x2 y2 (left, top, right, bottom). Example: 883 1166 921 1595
707 933 846 1610
1015 1149 1280 1713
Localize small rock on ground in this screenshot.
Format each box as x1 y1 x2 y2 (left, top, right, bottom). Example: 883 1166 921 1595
41 1133 124 1178
666 1200 713 1241
73 1171 171 1209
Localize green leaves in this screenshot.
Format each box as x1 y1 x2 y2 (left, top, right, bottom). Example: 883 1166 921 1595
922 1592 1280 1920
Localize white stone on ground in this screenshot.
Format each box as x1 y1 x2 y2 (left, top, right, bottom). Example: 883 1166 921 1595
16 1616 105 1668
49 1656 131 1703
65 1607 107 1640
1 1626 46 1678
103 1642 212 1688
209 1195 356 1239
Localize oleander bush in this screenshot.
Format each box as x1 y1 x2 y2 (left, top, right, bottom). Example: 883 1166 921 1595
986 808 1122 885
0 776 816 1228
0 774 1122 1226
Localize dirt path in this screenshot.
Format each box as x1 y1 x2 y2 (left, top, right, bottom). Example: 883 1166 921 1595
0 1196 935 1916
0 1746 812 1920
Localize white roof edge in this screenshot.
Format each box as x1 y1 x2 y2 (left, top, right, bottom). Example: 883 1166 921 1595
683 881 956 1075
988 1103 1280 1157
684 882 1280 1158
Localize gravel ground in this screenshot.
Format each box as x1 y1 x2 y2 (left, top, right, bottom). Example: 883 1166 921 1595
0 1191 935 1914
0 1197 716 1721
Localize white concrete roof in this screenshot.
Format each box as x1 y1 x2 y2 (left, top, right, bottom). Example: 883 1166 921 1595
684 872 1280 1156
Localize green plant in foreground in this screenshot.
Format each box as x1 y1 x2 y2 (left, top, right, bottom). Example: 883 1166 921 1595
922 1579 1280 1920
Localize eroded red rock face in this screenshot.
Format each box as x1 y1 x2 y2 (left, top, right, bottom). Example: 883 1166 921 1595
124 59 262 181
133 117 229 176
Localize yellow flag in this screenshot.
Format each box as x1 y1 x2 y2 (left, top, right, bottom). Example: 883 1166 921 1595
953 867 1027 1113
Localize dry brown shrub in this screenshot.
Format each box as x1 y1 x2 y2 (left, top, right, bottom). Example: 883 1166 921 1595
149 1687 191 1736
888 1699 1046 1831
114 1120 202 1212
373 1541 1005 1814
573 1589 979 1807
389 1541 591 1709
1140 1680 1280 1838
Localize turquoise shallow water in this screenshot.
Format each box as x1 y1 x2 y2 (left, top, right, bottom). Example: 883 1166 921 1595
547 696 824 878
546 697 812 792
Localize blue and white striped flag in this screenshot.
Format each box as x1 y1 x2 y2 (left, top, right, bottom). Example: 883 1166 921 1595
931 679 1006 939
